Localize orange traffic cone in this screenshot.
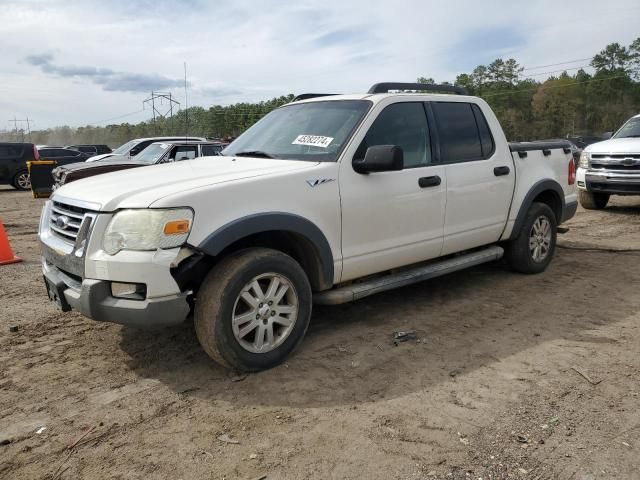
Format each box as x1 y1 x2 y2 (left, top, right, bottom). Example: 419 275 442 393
0 218 22 265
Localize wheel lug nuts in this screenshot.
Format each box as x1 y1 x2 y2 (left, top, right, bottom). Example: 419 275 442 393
271 311 276 316
256 314 260 319
259 303 263 308
268 301 273 306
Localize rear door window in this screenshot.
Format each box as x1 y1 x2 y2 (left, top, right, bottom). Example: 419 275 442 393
173 146 198 161
432 102 488 163
39 149 58 158
201 145 222 156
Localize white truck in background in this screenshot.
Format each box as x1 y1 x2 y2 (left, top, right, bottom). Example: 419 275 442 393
39 82 577 372
577 113 640 209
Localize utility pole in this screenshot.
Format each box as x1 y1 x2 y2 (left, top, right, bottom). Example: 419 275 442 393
143 92 180 134
8 117 32 141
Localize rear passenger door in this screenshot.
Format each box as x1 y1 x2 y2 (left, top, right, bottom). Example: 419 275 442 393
430 101 515 255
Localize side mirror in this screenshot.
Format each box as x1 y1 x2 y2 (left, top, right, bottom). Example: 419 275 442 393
353 145 404 174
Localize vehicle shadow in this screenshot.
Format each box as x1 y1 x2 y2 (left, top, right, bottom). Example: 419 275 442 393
119 249 639 408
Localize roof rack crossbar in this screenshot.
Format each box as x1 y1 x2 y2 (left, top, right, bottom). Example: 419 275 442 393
293 93 338 102
368 82 467 95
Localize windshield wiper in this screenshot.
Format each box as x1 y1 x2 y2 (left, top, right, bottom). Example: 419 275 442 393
234 150 276 159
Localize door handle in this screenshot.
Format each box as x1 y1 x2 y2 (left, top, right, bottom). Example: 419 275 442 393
494 166 510 176
418 176 441 188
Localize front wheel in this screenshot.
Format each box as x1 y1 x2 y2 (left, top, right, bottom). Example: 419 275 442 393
12 170 31 190
579 190 609 210
194 248 312 372
505 202 557 274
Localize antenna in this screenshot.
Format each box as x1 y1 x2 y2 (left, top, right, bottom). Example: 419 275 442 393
184 62 188 141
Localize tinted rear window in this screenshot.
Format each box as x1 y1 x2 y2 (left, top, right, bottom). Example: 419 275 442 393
432 102 484 162
472 104 495 158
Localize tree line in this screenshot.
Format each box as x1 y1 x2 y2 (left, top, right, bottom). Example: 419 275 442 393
2 38 639 146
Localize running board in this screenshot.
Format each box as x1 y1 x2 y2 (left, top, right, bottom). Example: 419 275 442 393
314 246 504 305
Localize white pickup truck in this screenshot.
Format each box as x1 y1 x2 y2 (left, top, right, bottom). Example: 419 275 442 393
39 83 577 371
577 113 640 209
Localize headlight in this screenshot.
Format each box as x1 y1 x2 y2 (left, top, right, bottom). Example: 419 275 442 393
578 151 589 169
103 208 193 255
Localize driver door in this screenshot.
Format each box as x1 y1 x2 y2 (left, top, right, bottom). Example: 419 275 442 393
339 101 446 282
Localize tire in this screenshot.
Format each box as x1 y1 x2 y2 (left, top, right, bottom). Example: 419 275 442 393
12 170 31 190
194 248 312 372
505 202 557 274
579 190 609 210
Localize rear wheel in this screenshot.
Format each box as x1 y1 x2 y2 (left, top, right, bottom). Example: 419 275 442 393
194 248 312 372
505 202 557 274
579 190 609 210
12 170 30 190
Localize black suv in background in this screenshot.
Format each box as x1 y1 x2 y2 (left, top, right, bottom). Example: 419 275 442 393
66 144 112 155
0 142 39 190
38 147 91 164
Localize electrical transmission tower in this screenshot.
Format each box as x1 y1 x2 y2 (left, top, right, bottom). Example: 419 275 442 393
143 92 180 133
8 116 32 141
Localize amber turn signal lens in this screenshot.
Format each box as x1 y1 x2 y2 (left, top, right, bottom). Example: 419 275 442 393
163 220 190 235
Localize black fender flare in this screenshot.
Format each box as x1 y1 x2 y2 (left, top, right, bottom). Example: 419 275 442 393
509 179 565 240
195 212 334 287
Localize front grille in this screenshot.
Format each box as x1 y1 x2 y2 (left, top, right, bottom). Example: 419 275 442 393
49 201 89 243
591 153 640 159
591 163 640 171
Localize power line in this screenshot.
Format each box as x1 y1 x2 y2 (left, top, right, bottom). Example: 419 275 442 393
482 74 628 98
521 64 591 78
87 109 146 125
521 57 593 72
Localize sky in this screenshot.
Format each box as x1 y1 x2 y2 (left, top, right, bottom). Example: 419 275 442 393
1 0 639 129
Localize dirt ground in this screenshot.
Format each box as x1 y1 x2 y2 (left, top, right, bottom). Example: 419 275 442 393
1 186 639 480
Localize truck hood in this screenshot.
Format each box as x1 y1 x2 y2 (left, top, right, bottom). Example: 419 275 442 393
585 137 640 154
52 156 318 211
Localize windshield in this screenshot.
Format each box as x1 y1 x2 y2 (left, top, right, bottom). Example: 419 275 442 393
222 100 371 162
112 140 138 155
135 143 171 164
613 117 640 139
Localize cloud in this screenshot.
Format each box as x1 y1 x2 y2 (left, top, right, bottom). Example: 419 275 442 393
25 53 53 66
25 53 186 93
310 28 370 48
4 0 640 128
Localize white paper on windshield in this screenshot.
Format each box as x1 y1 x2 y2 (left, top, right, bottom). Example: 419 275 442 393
292 135 333 148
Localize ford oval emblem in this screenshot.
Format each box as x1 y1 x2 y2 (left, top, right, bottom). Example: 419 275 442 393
56 215 70 229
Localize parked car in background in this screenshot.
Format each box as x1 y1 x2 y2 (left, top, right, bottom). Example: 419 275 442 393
568 135 610 150
538 139 581 163
39 82 577 372
86 136 206 162
66 144 112 155
0 142 39 190
39 146 92 164
577 113 640 209
52 141 225 187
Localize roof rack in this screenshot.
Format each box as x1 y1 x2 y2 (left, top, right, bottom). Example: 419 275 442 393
293 93 338 102
368 82 467 95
